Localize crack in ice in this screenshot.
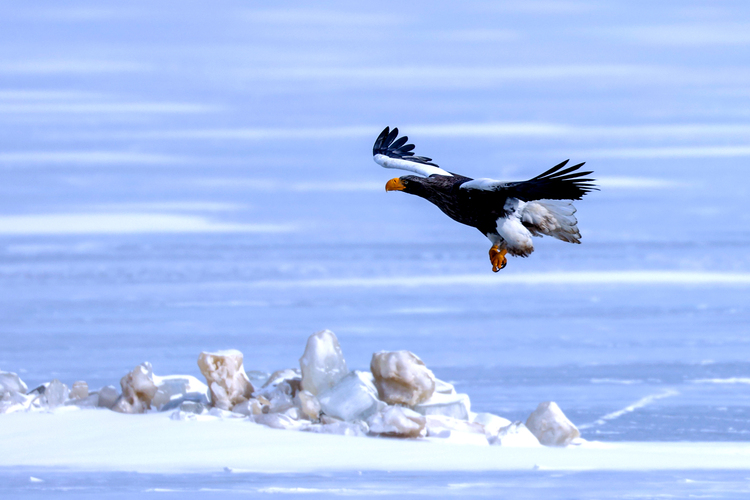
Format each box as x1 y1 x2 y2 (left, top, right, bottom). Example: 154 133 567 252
579 390 679 430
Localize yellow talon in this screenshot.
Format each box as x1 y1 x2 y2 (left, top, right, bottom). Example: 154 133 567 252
489 246 508 272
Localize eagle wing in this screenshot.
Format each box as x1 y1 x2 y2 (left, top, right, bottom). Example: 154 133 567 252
459 160 597 201
372 126 453 177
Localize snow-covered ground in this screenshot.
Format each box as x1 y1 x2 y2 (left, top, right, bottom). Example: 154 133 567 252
2 0 750 497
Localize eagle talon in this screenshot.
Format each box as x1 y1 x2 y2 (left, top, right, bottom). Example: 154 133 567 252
489 246 508 273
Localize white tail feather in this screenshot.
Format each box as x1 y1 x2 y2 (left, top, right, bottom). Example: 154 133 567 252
521 200 581 243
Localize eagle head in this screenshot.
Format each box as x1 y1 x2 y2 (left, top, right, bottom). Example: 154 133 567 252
385 176 424 194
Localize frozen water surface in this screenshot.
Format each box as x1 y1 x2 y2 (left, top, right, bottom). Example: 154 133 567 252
2 469 750 499
1 0 750 497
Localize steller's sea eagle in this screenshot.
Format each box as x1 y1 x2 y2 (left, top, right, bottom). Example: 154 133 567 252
373 126 598 272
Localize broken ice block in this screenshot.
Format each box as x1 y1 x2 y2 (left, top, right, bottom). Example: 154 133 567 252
412 392 471 420
252 413 309 430
207 407 246 419
255 378 298 415
151 375 209 411
232 398 264 416
366 405 426 438
97 385 120 409
318 371 383 422
261 368 300 389
492 422 542 447
112 363 158 414
69 393 99 408
268 389 295 414
46 379 69 408
197 350 255 410
434 378 456 395
472 412 512 437
0 391 31 414
179 401 207 414
371 351 435 406
294 390 321 420
246 370 271 388
69 381 88 400
303 420 368 437
299 329 348 396
424 414 485 438
525 401 581 446
0 371 28 396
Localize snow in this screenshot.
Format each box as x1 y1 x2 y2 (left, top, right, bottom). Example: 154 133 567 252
1 409 749 473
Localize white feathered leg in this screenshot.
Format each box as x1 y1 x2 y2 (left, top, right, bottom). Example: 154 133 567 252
521 200 581 243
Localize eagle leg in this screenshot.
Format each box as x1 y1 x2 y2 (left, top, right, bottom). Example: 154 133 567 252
489 246 508 273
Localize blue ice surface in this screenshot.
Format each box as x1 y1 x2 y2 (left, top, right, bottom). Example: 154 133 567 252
1 0 749 496
2 469 750 499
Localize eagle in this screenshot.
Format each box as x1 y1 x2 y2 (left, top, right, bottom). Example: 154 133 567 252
373 126 598 272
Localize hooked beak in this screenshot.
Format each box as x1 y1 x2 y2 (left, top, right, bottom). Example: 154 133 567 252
385 178 405 192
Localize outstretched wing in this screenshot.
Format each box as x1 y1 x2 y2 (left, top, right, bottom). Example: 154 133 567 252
372 126 453 177
460 160 597 201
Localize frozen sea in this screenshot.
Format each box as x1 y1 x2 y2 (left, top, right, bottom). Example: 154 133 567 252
1 0 749 497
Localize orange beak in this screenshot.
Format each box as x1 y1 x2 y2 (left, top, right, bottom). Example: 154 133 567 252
385 178 405 192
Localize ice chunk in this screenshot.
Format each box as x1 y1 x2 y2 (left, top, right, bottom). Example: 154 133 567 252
170 409 198 421
0 371 28 396
303 420 368 437
425 415 485 437
151 375 209 411
284 407 301 420
412 392 471 420
318 371 383 422
112 363 158 414
46 379 69 408
294 390 321 420
169 401 207 421
370 351 435 406
68 392 99 408
96 385 119 409
232 398 264 416
268 387 295 414
366 405 426 438
179 401 207 414
0 391 31 414
320 414 343 425
197 350 255 411
208 407 246 419
254 377 298 414
434 378 456 395
252 413 309 430
261 368 300 390
472 412 512 437
299 329 348 396
525 401 581 447
69 381 88 400
492 422 542 447
246 370 271 388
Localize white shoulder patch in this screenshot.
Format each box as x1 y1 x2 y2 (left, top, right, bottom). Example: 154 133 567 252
373 154 453 178
459 178 504 191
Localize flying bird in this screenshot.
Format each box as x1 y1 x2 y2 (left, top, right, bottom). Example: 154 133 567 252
373 127 597 272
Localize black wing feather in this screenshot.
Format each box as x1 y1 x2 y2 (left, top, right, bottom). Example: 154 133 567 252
504 160 598 200
372 126 440 167
462 160 598 201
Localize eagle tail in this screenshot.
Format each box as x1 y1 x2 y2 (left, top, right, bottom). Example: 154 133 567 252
521 200 581 243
